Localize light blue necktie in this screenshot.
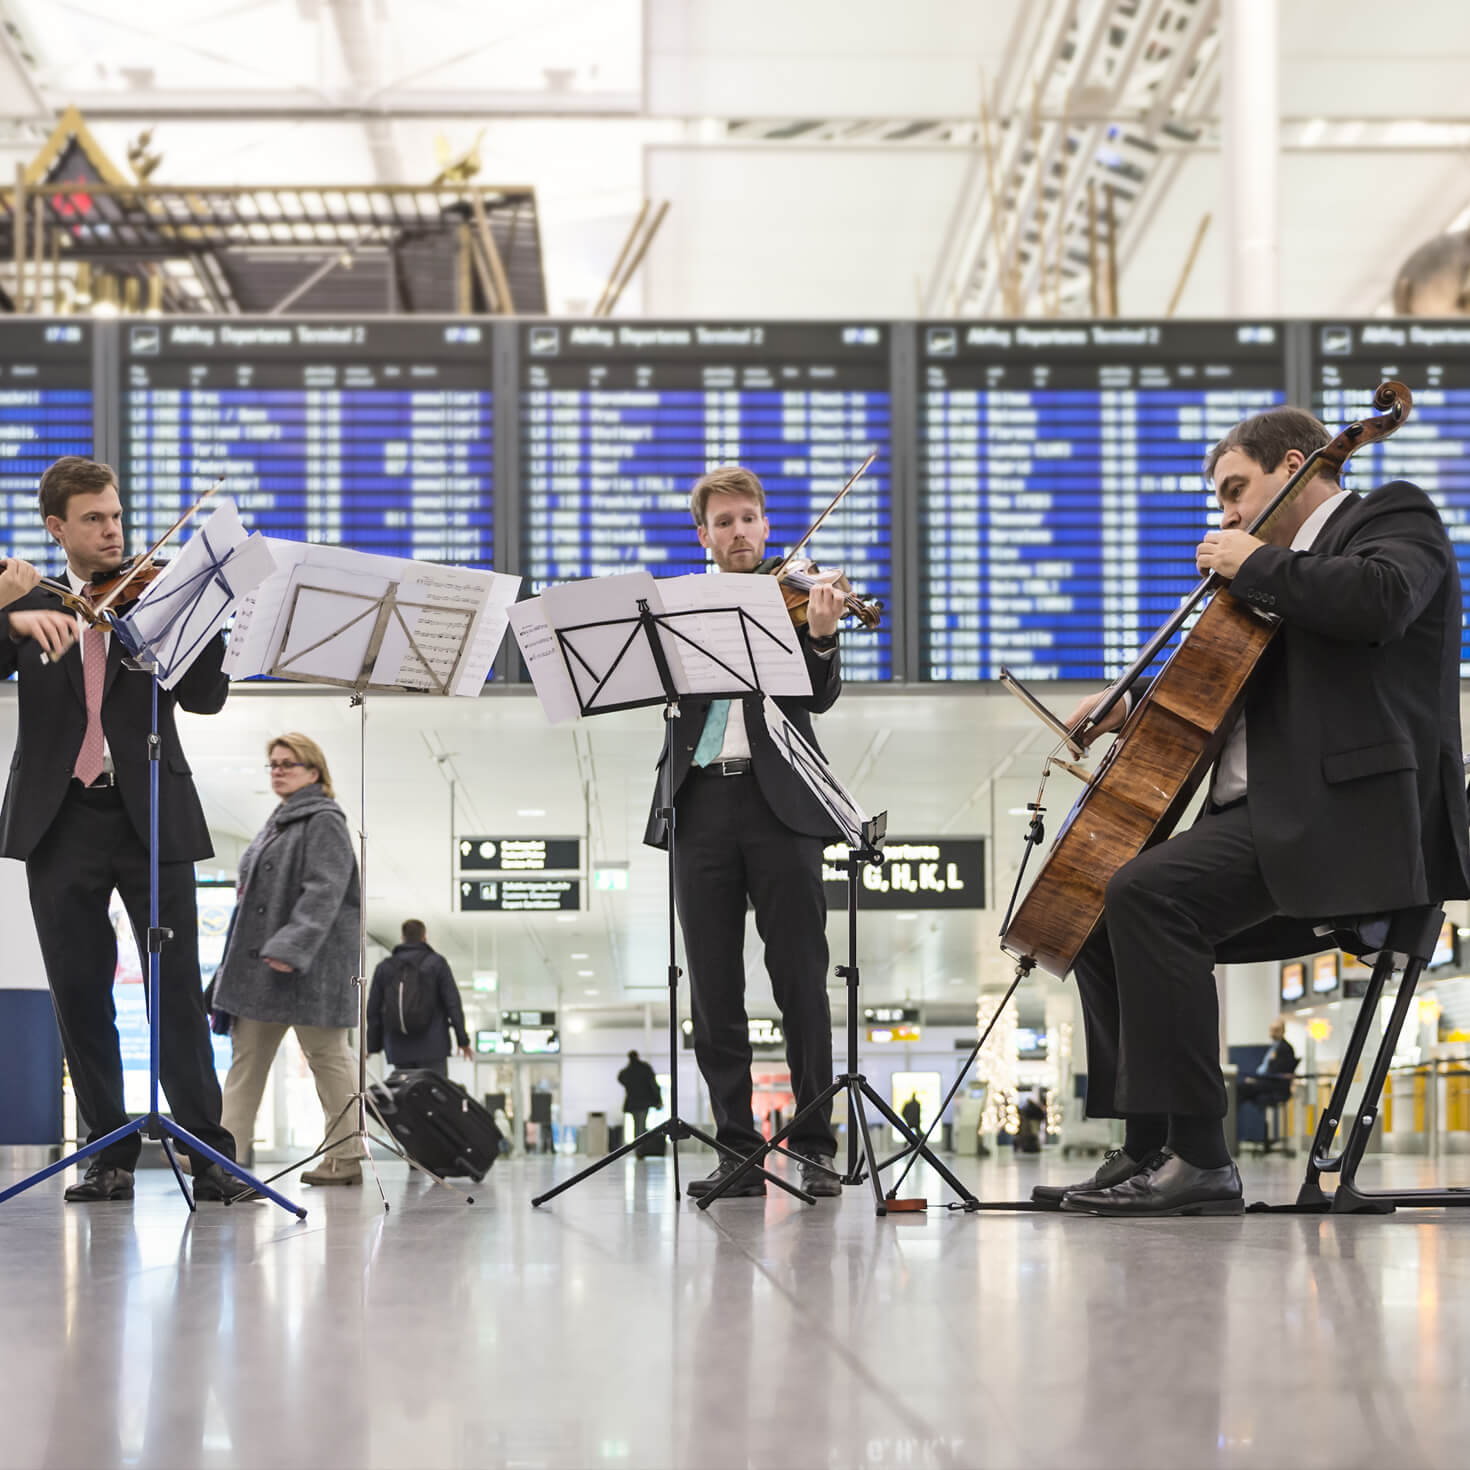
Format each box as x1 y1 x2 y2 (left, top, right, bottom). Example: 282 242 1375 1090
693 699 731 767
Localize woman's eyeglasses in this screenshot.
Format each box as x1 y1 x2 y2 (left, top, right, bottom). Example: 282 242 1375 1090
266 760 305 772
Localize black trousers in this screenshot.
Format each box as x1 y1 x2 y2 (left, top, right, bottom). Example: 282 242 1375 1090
1073 803 1325 1120
672 769 836 1158
26 784 235 1170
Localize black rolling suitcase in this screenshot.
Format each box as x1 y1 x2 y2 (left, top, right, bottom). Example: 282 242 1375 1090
370 1070 502 1181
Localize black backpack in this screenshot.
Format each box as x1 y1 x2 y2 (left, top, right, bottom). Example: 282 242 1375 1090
386 950 438 1037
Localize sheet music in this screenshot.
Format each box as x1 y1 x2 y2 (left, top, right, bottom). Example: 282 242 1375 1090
762 696 868 847
119 499 277 689
374 563 520 694
509 597 580 725
656 573 811 698
224 539 519 692
543 571 685 713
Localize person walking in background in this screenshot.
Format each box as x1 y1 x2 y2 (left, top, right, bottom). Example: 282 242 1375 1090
618 1049 662 1140
211 733 364 1188
901 1093 923 1134
366 919 472 1078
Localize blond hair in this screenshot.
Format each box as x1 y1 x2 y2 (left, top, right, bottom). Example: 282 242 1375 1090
690 465 766 528
268 732 335 798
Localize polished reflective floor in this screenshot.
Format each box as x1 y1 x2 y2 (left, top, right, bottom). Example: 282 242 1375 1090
3 1147 1469 1470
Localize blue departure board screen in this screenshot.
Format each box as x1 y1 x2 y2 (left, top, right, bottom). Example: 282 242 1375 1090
918 321 1286 680
0 321 94 574
1311 321 1470 674
519 321 894 680
120 319 493 564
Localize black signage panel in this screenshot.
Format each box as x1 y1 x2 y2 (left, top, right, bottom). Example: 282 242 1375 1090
456 836 582 872
120 318 493 565
822 838 985 909
518 321 894 680
917 320 1287 680
1309 321 1470 672
0 321 94 573
458 877 581 913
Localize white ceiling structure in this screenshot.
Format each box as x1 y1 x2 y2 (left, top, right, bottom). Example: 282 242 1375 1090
3 0 1470 1019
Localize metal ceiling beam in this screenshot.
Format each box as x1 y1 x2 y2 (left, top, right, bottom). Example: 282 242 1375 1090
7 88 643 124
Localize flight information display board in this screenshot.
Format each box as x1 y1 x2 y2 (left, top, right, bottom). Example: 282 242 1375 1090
518 321 894 680
1310 321 1470 672
0 321 94 574
121 319 493 565
917 321 1286 680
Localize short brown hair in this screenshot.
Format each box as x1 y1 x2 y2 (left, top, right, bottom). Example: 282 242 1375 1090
39 456 119 522
690 465 766 528
1204 408 1334 484
402 918 427 943
267 732 335 799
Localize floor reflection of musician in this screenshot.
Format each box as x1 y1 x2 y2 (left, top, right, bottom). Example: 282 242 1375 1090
1038 407 1470 1218
644 465 845 1201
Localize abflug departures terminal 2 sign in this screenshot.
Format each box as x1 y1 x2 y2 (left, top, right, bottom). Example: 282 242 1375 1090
518 320 895 680
121 318 494 567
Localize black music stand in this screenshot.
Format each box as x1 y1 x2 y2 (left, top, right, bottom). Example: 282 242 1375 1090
528 584 817 1208
0 516 305 1217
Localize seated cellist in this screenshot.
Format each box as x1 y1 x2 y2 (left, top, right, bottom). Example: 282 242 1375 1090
1036 406 1470 1217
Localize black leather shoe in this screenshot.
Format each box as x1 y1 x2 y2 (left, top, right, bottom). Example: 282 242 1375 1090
799 1153 842 1198
191 1161 254 1203
686 1158 766 1198
1061 1149 1244 1217
1031 1147 1143 1205
64 1161 134 1202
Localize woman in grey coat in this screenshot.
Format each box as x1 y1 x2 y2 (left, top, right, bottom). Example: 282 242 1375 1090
212 732 364 1186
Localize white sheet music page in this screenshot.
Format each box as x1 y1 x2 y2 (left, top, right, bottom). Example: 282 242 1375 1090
372 563 520 693
542 571 682 712
761 695 867 847
509 596 580 725
122 499 277 689
655 573 811 698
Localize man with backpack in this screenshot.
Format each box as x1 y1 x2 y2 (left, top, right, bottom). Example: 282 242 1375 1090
367 919 472 1077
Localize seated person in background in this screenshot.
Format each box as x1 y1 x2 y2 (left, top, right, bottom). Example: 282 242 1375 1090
1237 1017 1299 1105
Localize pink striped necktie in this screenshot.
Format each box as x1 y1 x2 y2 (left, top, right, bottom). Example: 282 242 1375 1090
73 627 106 786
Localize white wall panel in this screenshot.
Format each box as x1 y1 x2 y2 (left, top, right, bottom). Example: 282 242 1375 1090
645 0 1027 118
643 145 971 316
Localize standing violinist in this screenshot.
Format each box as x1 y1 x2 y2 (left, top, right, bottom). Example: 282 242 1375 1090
644 465 846 1199
0 456 239 1202
1036 407 1470 1217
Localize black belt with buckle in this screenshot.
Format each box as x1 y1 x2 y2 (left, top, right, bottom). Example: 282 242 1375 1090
73 771 119 790
698 758 751 777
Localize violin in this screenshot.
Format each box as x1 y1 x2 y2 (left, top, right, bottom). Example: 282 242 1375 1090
756 554 883 631
38 557 170 629
759 450 884 632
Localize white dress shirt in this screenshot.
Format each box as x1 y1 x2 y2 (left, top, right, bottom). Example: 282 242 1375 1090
1209 490 1350 806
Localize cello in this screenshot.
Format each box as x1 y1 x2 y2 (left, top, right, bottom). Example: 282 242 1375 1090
1000 382 1413 979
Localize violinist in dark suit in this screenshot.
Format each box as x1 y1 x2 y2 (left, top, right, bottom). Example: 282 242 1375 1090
0 456 238 1202
1039 407 1470 1217
643 465 845 1200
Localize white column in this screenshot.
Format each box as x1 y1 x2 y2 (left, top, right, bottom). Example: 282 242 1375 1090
1221 0 1280 314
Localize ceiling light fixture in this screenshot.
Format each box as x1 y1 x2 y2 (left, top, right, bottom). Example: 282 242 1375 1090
517 808 547 817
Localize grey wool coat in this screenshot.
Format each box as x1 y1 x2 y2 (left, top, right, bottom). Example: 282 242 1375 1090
210 785 361 1029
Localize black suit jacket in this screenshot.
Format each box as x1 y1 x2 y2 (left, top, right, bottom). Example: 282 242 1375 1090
0 586 228 863
643 624 842 849
1224 480 1470 917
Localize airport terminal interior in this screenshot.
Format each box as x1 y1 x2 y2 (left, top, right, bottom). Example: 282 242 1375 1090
4 2 1470 1467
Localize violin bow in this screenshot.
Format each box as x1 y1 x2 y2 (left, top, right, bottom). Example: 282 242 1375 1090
770 451 879 581
90 474 227 616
